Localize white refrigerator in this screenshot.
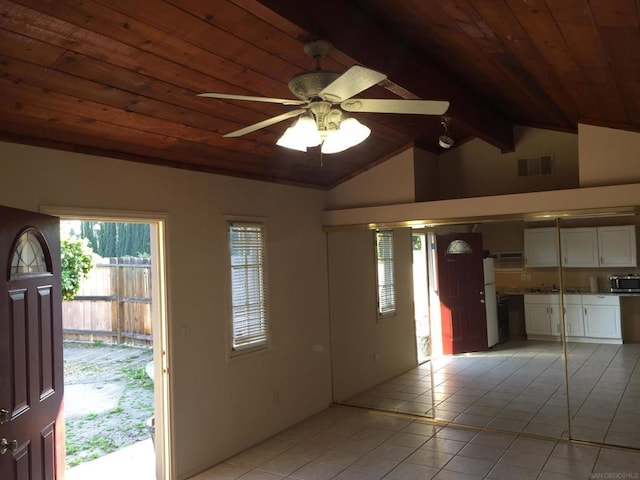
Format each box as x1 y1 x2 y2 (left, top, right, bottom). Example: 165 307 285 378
483 257 499 348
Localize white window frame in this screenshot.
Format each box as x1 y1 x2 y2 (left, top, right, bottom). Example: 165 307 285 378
375 229 396 318
226 218 270 356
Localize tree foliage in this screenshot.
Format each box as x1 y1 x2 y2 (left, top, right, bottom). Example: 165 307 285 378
61 238 94 301
80 222 150 258
412 235 422 250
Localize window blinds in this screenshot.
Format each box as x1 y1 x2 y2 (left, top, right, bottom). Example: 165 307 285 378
376 230 396 316
228 222 268 352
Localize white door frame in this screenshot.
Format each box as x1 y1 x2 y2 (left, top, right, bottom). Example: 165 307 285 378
40 205 173 480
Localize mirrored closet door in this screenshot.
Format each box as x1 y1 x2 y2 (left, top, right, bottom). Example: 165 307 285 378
560 214 640 449
327 211 640 451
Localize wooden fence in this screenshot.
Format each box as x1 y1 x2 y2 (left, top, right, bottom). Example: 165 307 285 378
62 257 153 346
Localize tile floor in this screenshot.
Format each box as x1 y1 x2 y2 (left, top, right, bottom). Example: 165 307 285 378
190 405 640 480
343 340 640 449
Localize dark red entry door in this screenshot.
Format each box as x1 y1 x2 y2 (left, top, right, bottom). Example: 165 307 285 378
436 232 487 354
0 206 64 479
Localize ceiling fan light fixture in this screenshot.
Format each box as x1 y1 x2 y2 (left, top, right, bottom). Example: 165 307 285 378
321 117 370 154
340 117 371 145
199 40 450 154
295 114 322 147
276 114 321 151
276 125 308 152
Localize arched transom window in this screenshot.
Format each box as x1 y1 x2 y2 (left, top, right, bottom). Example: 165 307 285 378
446 239 473 255
11 229 50 276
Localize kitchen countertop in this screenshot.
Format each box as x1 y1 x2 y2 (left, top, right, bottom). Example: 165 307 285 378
497 288 639 296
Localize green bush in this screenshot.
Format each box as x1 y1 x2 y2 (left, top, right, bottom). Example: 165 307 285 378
61 238 94 301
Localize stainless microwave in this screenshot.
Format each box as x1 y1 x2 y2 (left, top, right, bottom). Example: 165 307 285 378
609 274 640 293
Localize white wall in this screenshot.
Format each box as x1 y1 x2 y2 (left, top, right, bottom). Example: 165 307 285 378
327 228 417 401
0 142 332 479
322 123 640 228
326 147 416 209
414 147 440 202
326 126 579 209
437 126 579 199
579 123 640 187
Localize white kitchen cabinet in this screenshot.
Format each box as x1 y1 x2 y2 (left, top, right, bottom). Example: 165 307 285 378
525 294 621 342
524 294 560 337
555 225 636 268
583 295 621 340
563 294 585 338
598 225 637 267
524 228 558 267
524 303 552 335
560 228 599 267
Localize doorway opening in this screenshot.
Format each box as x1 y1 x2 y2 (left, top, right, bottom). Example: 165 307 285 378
411 231 430 364
44 208 171 480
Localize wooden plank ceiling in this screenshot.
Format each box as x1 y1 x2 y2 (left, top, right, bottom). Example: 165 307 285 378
0 0 638 188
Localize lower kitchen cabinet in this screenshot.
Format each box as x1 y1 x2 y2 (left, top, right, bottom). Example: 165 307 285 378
583 295 621 339
524 293 621 343
524 294 560 337
563 294 585 338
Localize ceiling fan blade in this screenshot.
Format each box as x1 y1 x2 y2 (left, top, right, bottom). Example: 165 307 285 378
198 92 305 106
319 65 387 102
341 98 450 115
223 108 307 137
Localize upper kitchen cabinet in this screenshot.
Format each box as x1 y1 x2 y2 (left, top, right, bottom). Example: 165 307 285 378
524 227 558 267
529 225 638 268
561 225 637 268
560 228 599 267
598 225 637 267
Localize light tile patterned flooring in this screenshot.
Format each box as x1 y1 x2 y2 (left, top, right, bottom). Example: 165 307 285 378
343 340 640 449
192 340 640 480
191 405 640 480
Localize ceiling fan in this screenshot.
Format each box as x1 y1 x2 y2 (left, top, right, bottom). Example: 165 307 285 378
198 40 450 154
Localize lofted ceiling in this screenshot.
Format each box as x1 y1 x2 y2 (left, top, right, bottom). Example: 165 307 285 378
0 0 638 189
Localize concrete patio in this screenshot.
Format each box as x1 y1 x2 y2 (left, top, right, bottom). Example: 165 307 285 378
64 343 156 479
65 438 155 480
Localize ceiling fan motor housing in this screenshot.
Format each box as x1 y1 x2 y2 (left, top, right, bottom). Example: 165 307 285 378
288 71 340 101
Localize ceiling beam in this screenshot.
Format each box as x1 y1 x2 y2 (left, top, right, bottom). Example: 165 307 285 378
253 0 515 152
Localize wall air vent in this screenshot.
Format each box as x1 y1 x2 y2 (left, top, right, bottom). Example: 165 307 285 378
517 154 554 177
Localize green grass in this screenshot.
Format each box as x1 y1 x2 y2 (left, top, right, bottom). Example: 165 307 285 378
121 366 154 390
106 406 124 417
65 402 150 462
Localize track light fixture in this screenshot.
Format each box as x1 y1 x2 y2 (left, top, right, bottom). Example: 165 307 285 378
439 116 454 149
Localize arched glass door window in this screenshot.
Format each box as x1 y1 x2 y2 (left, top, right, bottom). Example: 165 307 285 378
446 239 473 255
10 229 50 276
